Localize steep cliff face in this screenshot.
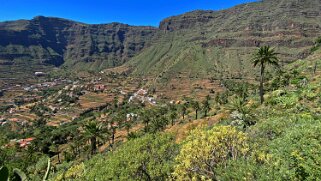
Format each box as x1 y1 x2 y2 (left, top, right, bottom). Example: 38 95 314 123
0 16 157 71
0 16 73 67
159 0 321 33
1 0 321 80
63 23 157 69
159 10 216 31
128 0 321 80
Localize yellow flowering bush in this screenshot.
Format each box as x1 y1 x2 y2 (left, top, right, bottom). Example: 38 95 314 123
173 126 249 180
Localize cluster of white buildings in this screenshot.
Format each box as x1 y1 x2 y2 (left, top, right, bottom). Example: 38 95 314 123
126 113 138 122
128 89 157 105
24 79 73 92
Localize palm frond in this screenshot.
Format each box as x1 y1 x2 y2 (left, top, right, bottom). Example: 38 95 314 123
252 46 280 68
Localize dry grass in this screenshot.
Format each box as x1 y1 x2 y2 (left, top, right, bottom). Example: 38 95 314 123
79 93 113 109
155 77 223 100
166 111 229 143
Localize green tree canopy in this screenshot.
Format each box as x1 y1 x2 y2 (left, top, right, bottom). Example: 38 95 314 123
252 45 279 104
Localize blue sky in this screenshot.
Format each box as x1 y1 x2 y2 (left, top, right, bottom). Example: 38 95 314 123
0 0 257 26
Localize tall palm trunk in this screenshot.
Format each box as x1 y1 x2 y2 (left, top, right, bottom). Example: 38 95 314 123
112 129 116 146
91 137 97 155
260 63 265 104
145 121 149 132
57 152 60 163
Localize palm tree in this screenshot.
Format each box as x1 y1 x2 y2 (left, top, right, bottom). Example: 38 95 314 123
180 103 188 120
108 113 125 148
169 111 178 126
113 96 119 110
109 119 117 147
83 121 105 155
168 104 178 126
150 114 168 133
141 110 152 133
252 46 279 104
192 101 200 120
202 95 211 117
124 121 132 135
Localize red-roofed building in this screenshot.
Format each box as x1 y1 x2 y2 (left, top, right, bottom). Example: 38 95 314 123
18 137 35 148
94 84 105 92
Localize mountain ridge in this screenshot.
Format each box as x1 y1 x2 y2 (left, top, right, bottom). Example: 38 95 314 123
0 15 158 77
128 0 321 82
1 0 321 80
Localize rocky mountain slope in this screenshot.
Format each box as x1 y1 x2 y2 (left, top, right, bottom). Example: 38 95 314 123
0 16 157 76
128 0 321 82
1 0 321 80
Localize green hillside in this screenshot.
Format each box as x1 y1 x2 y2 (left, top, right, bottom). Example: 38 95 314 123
2 41 321 180
98 49 321 179
127 0 321 82
50 47 321 180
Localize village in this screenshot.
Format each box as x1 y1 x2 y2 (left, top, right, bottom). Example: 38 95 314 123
0 68 222 153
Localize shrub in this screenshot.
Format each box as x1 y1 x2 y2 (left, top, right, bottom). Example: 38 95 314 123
173 126 249 180
84 133 178 180
217 114 321 180
267 91 299 109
